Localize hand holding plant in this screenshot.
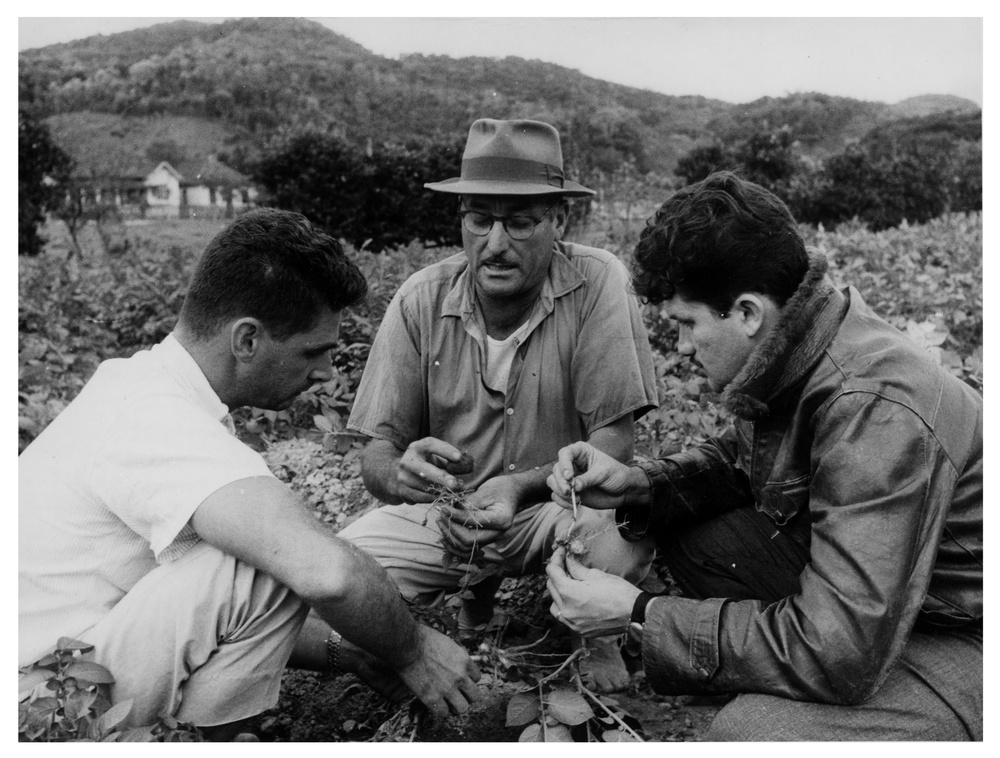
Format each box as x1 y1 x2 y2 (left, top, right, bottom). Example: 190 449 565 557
548 442 643 511
394 437 472 502
437 475 519 555
545 546 640 638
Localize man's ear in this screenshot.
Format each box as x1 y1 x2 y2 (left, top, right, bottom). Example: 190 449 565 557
732 294 771 339
230 318 265 361
551 201 570 241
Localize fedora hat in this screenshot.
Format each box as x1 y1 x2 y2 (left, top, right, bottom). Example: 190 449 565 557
425 119 595 197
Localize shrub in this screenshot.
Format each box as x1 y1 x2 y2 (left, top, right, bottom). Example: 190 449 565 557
19 637 201 742
252 131 464 252
19 102 73 256
674 112 982 232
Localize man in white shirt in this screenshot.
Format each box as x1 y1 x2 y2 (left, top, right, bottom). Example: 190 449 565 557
19 209 480 739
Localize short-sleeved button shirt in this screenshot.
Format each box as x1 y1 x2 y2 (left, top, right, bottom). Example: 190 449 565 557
348 241 658 489
18 335 273 666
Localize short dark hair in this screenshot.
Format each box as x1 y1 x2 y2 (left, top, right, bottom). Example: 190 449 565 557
631 171 809 311
179 208 367 340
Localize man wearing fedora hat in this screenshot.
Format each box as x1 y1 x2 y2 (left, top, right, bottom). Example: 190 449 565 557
332 119 659 691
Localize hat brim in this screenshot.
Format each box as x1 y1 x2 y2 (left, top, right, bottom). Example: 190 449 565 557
424 178 595 197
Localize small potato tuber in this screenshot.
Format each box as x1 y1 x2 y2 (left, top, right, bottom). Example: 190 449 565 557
441 451 475 476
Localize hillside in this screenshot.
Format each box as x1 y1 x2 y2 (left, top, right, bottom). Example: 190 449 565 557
43 112 247 180
19 17 981 178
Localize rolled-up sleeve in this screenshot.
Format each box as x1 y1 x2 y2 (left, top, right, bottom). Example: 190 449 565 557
571 256 657 431
642 596 726 685
347 289 425 448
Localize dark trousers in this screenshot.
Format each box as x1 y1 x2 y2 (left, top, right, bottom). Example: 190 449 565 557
657 506 983 741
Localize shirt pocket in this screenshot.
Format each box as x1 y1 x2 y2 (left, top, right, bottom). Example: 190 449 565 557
757 474 810 526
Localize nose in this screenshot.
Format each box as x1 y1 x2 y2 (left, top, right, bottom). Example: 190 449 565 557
310 351 334 383
676 325 696 356
486 218 510 252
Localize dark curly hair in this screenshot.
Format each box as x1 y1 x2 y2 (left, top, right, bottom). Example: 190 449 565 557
179 208 368 341
632 171 808 311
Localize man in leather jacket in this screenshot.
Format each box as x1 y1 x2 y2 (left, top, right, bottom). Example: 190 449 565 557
545 172 982 740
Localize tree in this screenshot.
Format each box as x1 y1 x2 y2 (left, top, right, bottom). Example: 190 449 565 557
252 130 463 251
806 113 981 231
675 144 737 186
19 104 73 256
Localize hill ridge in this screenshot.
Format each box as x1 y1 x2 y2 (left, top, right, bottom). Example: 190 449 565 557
19 18 980 177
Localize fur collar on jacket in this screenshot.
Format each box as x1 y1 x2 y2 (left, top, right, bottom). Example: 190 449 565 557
721 254 846 420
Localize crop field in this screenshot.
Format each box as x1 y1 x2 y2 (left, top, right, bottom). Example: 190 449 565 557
17 210 983 741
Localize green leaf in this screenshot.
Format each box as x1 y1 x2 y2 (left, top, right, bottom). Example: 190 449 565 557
63 687 98 721
602 727 642 742
518 723 542 742
57 637 95 653
30 696 61 719
65 660 115 684
116 726 157 742
505 691 541 726
97 699 133 734
35 653 61 670
543 723 574 741
19 668 55 701
544 688 594 726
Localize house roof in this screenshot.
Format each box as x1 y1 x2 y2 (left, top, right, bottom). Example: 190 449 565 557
182 157 250 188
149 161 184 181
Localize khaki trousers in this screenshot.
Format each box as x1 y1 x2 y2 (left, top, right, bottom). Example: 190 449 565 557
81 540 308 728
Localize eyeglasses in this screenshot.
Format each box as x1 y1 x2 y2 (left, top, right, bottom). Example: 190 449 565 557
458 203 558 241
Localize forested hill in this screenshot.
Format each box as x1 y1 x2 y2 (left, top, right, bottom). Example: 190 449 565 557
19 17 980 177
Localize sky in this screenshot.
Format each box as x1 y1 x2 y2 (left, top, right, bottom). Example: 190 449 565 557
15 6 987 107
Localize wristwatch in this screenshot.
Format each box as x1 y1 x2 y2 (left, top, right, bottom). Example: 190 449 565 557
624 591 654 658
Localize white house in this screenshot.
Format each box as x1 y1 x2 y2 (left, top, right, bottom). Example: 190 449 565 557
143 161 184 218
144 158 257 219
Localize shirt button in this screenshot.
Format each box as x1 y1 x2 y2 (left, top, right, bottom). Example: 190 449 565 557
508 464 516 471
506 408 514 415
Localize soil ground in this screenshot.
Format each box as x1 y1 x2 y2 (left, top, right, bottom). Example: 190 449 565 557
246 572 726 743
246 438 725 742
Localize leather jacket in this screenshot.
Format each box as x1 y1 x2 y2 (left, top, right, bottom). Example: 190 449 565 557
618 256 983 704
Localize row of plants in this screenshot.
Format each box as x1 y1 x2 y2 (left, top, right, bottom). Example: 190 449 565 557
19 211 983 457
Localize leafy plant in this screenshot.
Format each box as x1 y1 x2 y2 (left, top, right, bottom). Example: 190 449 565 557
18 637 202 742
498 643 645 742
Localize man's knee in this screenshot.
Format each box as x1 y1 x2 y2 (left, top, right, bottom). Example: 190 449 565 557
704 694 798 741
572 509 654 584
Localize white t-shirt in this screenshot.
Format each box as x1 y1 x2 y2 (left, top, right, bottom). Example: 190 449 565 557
18 334 273 666
483 320 530 393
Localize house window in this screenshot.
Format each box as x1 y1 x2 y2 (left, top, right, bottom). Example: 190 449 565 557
151 185 170 200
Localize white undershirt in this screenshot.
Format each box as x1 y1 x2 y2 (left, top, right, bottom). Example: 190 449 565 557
484 320 530 393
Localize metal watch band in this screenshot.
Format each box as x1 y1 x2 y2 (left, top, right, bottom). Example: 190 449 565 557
326 630 343 675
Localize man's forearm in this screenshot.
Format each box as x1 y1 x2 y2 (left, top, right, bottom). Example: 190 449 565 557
506 464 556 510
503 416 638 510
192 477 422 670
359 439 405 504
302 539 422 670
623 464 654 506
